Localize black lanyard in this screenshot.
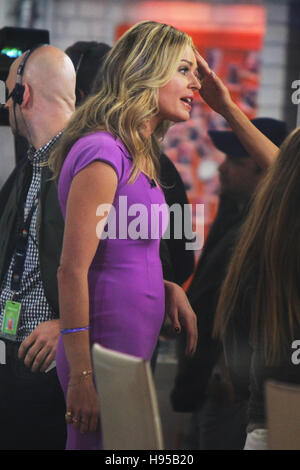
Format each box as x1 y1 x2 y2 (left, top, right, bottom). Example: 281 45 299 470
10 192 39 293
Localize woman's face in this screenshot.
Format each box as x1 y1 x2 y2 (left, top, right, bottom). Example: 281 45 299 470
156 45 201 124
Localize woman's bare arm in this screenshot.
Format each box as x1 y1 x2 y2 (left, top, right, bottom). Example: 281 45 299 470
197 53 279 169
58 160 118 434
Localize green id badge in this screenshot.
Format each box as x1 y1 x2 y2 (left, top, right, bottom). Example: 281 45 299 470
1 300 21 337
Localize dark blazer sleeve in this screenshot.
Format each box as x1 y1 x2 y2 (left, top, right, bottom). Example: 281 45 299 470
170 230 235 412
159 153 194 285
170 202 244 412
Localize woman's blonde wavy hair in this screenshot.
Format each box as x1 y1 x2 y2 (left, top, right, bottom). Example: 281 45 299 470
213 127 300 365
49 21 195 182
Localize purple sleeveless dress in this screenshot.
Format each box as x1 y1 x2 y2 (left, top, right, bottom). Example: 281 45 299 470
55 131 168 450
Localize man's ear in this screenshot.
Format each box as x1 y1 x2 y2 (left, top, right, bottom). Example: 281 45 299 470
20 82 31 108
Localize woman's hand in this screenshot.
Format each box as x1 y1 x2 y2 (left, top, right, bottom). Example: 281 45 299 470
65 374 99 435
164 280 198 356
196 52 235 117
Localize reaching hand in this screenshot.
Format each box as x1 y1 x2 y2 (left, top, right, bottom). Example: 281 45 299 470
196 52 234 117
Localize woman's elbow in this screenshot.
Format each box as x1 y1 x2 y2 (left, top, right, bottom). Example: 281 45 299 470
57 263 88 285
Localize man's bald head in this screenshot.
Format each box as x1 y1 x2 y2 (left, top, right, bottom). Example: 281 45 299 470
25 45 75 106
8 45 76 108
6 45 76 148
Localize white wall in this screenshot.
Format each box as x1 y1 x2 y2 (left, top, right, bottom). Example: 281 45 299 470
48 0 124 51
257 2 289 120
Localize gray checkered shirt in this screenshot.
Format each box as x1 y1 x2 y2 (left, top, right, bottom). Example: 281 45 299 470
0 133 61 342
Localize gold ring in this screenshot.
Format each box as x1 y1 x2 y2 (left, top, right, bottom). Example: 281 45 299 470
65 411 73 421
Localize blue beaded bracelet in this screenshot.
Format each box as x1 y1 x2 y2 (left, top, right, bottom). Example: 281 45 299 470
61 326 90 335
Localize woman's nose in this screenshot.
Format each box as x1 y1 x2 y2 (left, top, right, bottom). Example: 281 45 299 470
189 73 201 91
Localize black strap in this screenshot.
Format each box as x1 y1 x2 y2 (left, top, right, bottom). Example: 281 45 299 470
10 192 39 292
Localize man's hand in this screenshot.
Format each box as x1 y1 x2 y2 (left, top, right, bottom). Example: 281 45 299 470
18 319 60 372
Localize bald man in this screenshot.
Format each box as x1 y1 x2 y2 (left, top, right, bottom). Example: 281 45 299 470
0 45 76 450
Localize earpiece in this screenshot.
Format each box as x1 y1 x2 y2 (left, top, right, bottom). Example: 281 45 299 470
7 43 47 139
75 52 85 75
74 51 85 105
9 43 46 106
10 83 25 105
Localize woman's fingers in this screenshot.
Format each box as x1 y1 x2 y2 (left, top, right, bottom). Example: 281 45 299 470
195 51 212 79
66 379 100 434
65 409 98 434
185 313 198 357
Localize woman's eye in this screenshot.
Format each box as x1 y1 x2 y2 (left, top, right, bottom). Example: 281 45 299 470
179 66 189 75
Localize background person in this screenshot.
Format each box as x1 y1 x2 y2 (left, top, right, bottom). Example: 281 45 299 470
0 45 76 449
171 117 287 450
213 126 300 450
64 41 111 106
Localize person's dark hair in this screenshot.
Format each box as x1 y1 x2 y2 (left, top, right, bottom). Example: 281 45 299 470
65 41 111 104
213 127 300 365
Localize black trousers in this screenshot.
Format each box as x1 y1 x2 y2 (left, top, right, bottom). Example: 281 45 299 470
0 339 66 450
184 399 248 450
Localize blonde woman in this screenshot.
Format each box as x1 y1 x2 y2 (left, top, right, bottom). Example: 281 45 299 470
49 21 200 450
213 128 300 449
